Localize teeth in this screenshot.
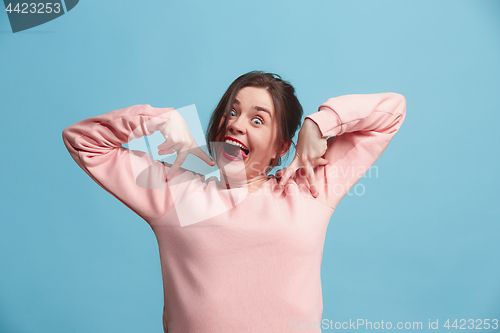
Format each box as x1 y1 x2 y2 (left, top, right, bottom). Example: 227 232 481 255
225 139 248 152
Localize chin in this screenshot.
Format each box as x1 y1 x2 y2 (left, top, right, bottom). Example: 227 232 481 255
218 160 248 183
214 150 249 183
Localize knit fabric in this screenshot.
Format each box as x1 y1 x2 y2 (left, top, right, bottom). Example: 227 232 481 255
62 92 406 332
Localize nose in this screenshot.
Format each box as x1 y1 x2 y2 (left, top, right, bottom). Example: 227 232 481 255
228 117 246 135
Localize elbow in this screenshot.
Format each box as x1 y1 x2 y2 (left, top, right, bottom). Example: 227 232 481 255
388 92 407 121
393 93 407 132
62 125 73 143
397 92 406 107
394 93 406 112
61 126 69 142
396 93 407 123
62 125 79 152
61 126 73 153
380 93 406 134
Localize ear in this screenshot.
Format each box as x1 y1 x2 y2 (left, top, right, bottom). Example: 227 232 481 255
275 140 292 159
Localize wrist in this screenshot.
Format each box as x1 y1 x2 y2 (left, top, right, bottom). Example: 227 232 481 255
301 118 324 139
158 109 179 133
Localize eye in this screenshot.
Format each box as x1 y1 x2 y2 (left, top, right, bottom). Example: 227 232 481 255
253 117 263 125
230 109 237 117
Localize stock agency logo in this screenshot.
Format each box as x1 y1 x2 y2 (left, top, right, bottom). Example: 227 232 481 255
3 0 79 33
127 104 377 227
126 104 245 228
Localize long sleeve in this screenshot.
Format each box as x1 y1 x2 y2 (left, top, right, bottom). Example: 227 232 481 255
305 92 407 210
62 104 193 224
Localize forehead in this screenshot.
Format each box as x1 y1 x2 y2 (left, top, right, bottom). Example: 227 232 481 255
234 86 274 114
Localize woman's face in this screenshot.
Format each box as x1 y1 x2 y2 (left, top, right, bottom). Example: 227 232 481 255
215 86 280 183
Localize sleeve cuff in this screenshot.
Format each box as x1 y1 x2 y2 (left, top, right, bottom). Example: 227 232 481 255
305 105 343 138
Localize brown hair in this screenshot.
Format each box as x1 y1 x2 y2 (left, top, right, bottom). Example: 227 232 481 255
206 70 303 172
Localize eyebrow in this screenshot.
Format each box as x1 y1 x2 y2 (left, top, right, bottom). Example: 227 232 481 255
233 99 273 119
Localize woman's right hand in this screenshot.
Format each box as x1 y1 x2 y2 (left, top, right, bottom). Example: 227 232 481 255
157 109 215 179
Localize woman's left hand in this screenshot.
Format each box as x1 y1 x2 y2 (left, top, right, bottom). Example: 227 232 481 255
276 118 329 198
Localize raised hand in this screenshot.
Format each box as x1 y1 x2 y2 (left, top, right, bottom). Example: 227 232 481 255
276 118 329 198
157 109 215 179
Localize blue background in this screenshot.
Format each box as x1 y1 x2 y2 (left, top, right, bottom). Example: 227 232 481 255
1 0 499 332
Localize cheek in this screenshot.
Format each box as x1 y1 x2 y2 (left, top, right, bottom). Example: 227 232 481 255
253 140 273 159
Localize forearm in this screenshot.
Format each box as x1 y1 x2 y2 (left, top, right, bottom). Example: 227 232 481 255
298 118 325 144
62 104 175 155
61 104 178 223
306 92 406 138
301 92 407 209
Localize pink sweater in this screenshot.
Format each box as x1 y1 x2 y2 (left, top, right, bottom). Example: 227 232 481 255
62 92 406 332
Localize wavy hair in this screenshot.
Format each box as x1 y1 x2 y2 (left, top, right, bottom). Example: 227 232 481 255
205 70 303 172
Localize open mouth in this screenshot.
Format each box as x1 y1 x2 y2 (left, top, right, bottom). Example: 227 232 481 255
222 141 249 161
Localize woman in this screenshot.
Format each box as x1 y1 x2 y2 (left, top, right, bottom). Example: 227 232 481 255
62 71 406 332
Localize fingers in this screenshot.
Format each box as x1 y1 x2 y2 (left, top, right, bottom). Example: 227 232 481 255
166 151 187 180
278 162 321 198
308 158 328 197
191 146 215 166
157 141 177 156
315 157 329 167
164 145 215 180
158 147 177 156
279 164 298 187
279 165 319 198
275 169 284 177
158 138 215 166
306 167 319 198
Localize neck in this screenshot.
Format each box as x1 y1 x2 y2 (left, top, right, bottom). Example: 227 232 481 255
222 172 270 192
